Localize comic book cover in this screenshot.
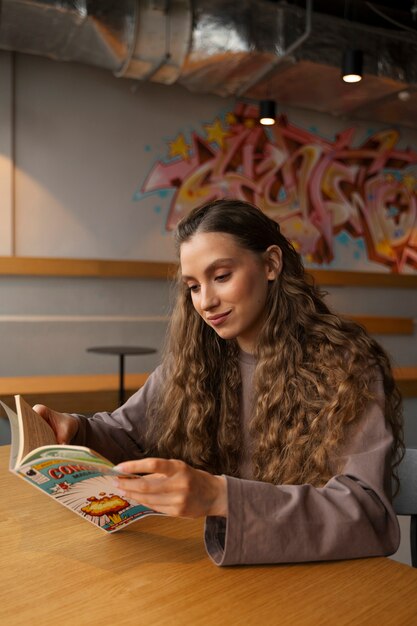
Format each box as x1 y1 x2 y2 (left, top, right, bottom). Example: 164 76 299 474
15 445 161 532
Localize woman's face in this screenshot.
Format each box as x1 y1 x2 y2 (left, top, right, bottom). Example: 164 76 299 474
180 231 281 353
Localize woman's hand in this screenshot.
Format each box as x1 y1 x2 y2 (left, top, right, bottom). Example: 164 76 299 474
32 404 79 444
113 458 228 519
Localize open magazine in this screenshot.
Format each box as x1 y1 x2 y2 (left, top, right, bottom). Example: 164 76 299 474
1 395 161 532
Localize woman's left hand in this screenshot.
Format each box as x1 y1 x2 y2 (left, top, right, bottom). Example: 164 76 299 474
113 458 228 519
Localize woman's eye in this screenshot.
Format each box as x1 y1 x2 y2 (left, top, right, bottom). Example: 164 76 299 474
189 284 200 293
215 273 231 282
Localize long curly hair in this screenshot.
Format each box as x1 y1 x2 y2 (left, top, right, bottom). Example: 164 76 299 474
146 199 404 488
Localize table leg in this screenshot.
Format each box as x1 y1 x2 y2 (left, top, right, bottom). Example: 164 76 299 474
119 354 125 406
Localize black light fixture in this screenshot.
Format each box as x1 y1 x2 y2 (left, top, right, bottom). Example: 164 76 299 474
259 99 276 126
342 49 363 83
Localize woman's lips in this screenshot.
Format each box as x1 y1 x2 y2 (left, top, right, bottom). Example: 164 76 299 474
207 310 231 326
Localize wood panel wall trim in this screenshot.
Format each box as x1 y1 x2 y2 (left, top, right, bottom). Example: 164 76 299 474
0 256 417 287
309 269 417 288
345 315 414 335
0 256 178 279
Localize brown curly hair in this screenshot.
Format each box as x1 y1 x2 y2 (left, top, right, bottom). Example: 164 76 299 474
146 199 404 489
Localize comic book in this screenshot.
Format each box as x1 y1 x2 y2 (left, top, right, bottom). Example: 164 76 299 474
1 395 161 532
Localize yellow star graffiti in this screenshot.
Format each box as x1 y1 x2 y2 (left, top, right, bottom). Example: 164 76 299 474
168 133 191 161
204 118 230 149
225 112 237 126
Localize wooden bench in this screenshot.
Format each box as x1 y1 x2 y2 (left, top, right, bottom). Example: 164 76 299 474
394 367 417 399
0 368 416 420
0 373 149 415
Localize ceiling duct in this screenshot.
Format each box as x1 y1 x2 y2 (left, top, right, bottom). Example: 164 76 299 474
0 0 193 84
0 0 416 128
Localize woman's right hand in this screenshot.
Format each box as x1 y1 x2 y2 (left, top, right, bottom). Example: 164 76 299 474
33 404 79 444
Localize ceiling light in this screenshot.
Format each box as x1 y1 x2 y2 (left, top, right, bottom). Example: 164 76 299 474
259 100 276 126
342 49 363 83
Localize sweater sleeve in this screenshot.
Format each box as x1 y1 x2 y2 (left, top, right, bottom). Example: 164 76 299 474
70 366 163 465
204 379 400 566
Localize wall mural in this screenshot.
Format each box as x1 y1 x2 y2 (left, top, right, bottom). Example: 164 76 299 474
137 102 417 274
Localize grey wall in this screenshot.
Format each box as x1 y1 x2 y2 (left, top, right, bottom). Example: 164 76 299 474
0 275 170 376
12 53 228 260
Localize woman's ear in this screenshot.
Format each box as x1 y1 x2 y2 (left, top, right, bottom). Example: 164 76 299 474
264 245 282 280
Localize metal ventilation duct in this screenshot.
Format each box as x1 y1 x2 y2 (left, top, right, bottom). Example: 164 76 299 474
0 0 416 128
0 0 192 83
0 0 297 87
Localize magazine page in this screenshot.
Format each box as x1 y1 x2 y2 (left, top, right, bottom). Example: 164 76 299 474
15 446 160 532
20 444 116 468
15 395 56 461
0 400 20 470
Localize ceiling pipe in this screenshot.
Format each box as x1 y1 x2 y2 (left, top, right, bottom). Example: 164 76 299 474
236 0 313 97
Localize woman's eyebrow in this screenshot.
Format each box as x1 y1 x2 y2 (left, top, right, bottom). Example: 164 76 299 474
181 258 235 280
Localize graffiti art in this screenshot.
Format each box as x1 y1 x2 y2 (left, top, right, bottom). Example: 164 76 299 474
137 103 417 274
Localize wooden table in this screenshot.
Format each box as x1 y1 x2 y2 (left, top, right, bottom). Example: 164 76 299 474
1 447 417 625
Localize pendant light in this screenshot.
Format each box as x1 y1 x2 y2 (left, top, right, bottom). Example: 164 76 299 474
342 49 363 83
259 100 276 126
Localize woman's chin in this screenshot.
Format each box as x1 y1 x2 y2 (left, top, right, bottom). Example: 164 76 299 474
212 327 237 341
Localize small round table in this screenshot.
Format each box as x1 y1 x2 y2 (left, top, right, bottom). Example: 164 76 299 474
87 346 157 406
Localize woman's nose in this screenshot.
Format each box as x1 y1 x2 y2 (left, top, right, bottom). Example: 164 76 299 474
200 285 219 311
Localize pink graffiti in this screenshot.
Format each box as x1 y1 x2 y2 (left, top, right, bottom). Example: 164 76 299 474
141 103 417 273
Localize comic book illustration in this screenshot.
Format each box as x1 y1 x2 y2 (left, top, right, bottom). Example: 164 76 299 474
16 447 160 532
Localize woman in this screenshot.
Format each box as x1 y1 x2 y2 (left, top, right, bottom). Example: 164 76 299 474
35 198 404 566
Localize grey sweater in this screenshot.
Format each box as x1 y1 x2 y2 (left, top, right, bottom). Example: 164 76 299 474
71 351 400 566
